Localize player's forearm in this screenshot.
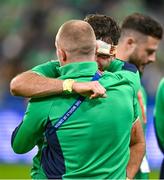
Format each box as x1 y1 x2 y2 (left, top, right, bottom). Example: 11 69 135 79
10 71 63 98
126 120 145 179
126 142 145 179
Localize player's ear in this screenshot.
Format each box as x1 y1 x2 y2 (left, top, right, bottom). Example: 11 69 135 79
57 48 67 62
60 49 67 61
127 37 135 46
112 54 116 59
55 39 66 62
127 37 137 53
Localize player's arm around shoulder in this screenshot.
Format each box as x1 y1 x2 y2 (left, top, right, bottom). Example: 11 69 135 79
11 97 52 154
10 60 106 99
10 60 62 98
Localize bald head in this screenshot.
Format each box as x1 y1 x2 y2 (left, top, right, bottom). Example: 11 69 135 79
55 20 96 64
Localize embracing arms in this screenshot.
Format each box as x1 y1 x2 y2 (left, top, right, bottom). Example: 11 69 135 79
10 70 106 99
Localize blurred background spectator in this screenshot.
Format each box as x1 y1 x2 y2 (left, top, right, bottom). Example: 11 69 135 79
0 0 164 178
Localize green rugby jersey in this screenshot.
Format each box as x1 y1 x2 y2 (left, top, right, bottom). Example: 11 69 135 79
108 60 149 178
31 58 126 78
154 78 164 152
12 61 140 179
32 58 149 178
32 59 60 77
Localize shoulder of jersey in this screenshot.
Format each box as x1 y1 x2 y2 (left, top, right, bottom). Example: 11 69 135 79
122 62 138 73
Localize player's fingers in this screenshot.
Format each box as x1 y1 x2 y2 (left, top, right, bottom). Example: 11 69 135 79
90 93 107 99
97 85 106 96
94 82 106 96
102 93 107 98
89 93 97 99
89 90 103 99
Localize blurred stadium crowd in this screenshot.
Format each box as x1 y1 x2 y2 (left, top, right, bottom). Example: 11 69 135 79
0 0 164 170
0 0 164 107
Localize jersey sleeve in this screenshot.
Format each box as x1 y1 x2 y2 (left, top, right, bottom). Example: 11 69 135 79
154 78 164 152
31 60 60 78
11 97 52 154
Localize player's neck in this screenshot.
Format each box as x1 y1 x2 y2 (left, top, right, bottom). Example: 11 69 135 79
116 51 129 61
117 43 131 61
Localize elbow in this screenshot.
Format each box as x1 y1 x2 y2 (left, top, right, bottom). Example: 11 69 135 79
11 126 28 154
12 139 32 154
10 77 30 97
10 78 20 96
12 141 34 154
12 145 27 154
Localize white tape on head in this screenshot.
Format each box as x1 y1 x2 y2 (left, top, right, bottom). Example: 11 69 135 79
97 40 111 56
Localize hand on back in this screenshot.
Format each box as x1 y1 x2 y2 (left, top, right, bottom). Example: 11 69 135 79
72 81 107 99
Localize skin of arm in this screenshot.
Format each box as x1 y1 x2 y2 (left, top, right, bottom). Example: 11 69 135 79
10 60 63 97
10 58 125 99
9 40 126 99
126 119 146 179
10 70 106 99
10 71 63 98
9 41 122 99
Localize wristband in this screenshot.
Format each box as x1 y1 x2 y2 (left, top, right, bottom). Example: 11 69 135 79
63 79 75 93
